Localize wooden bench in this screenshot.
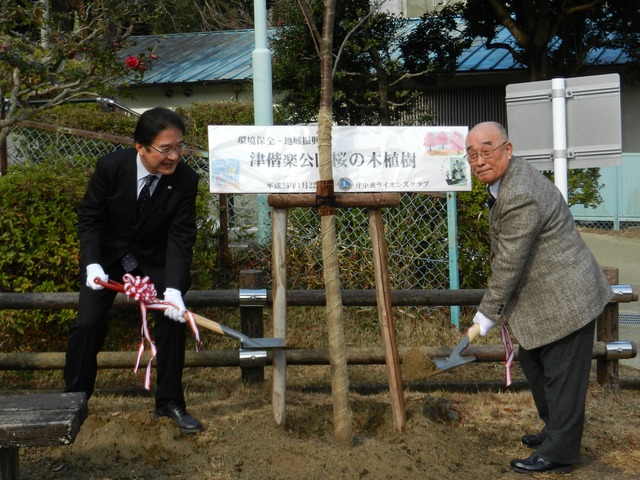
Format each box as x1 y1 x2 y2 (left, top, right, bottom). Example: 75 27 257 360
0 392 87 480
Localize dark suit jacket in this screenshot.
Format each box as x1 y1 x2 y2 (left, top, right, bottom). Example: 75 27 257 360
478 157 613 349
78 148 199 293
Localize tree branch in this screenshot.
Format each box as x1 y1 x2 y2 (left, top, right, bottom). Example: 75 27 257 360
332 0 387 78
297 0 322 58
562 0 606 16
486 0 529 48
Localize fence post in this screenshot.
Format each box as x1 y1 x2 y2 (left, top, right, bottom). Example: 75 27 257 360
597 267 619 392
239 269 266 384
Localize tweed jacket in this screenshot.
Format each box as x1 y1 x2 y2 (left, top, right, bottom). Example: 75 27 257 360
78 148 199 293
478 157 613 349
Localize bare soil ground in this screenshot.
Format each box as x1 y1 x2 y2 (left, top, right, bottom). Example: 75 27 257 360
4 359 640 480
3 228 640 480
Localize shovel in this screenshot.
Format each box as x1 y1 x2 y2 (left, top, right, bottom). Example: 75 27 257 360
95 277 285 350
431 323 481 374
189 312 285 350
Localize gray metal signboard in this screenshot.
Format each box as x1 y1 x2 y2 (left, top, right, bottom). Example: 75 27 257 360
506 73 621 170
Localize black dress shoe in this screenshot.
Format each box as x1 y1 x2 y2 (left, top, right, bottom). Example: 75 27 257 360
521 434 543 448
510 453 574 474
153 401 203 433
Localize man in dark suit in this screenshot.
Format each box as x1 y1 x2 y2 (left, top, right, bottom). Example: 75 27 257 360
465 122 613 473
64 107 202 433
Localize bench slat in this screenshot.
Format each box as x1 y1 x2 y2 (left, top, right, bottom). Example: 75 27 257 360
0 392 87 448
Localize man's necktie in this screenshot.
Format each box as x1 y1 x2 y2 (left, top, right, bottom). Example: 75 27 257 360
137 174 157 217
487 187 496 209
122 175 158 272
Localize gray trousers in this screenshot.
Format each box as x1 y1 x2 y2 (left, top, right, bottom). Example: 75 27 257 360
518 319 596 465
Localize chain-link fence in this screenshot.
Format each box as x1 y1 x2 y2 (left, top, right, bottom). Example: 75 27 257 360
8 123 452 295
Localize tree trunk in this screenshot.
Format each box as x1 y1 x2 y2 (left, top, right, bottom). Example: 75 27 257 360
317 0 353 444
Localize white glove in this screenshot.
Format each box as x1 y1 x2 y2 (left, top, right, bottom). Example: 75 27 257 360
86 263 108 290
473 311 495 336
163 288 187 323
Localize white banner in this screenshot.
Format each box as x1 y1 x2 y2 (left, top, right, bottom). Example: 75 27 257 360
208 125 470 193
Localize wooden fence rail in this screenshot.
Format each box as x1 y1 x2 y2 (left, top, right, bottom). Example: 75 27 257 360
0 281 637 391
0 288 487 310
0 342 631 370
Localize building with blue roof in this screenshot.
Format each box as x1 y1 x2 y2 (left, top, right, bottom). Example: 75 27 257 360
118 26 638 155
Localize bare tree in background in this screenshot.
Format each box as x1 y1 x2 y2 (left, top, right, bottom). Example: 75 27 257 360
148 0 255 32
0 0 153 173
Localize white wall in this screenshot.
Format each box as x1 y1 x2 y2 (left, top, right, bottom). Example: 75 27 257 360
117 83 253 115
378 0 458 17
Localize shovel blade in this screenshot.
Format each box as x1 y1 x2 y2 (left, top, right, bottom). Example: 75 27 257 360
431 332 476 374
241 337 286 349
432 354 476 373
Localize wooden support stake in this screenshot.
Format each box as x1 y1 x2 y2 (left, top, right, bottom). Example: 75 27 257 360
597 267 620 392
266 192 406 434
368 208 406 432
239 269 265 384
268 192 400 209
271 207 288 426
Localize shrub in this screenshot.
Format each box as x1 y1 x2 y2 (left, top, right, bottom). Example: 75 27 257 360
177 101 255 150
192 182 221 290
457 178 492 289
0 160 88 349
34 103 138 137
176 100 287 150
0 158 217 350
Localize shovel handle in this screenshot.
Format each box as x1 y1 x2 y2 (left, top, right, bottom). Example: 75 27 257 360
96 277 230 339
188 312 225 336
467 323 482 343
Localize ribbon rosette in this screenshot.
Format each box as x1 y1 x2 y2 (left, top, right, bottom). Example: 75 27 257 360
103 274 202 390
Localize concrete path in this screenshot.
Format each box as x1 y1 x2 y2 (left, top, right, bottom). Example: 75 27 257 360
581 232 639 370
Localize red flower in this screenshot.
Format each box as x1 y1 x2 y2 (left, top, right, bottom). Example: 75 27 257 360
125 56 140 69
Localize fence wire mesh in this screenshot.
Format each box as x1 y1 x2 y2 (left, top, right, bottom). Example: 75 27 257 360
9 124 451 294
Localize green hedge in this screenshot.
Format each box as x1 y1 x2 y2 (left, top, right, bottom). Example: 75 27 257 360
175 100 286 149
0 156 217 350
34 103 139 137
0 161 87 348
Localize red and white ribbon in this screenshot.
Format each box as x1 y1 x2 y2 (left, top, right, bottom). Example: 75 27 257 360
123 273 157 302
100 275 201 390
500 323 515 387
122 274 161 390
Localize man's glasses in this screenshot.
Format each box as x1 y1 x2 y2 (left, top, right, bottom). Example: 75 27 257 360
148 142 186 156
464 141 508 163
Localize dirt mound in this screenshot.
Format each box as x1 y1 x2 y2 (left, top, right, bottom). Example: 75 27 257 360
15 365 640 480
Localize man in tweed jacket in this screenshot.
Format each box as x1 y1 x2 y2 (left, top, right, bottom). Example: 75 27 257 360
465 122 613 474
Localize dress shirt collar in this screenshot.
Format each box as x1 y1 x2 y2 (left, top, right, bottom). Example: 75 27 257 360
136 154 160 196
488 178 501 200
